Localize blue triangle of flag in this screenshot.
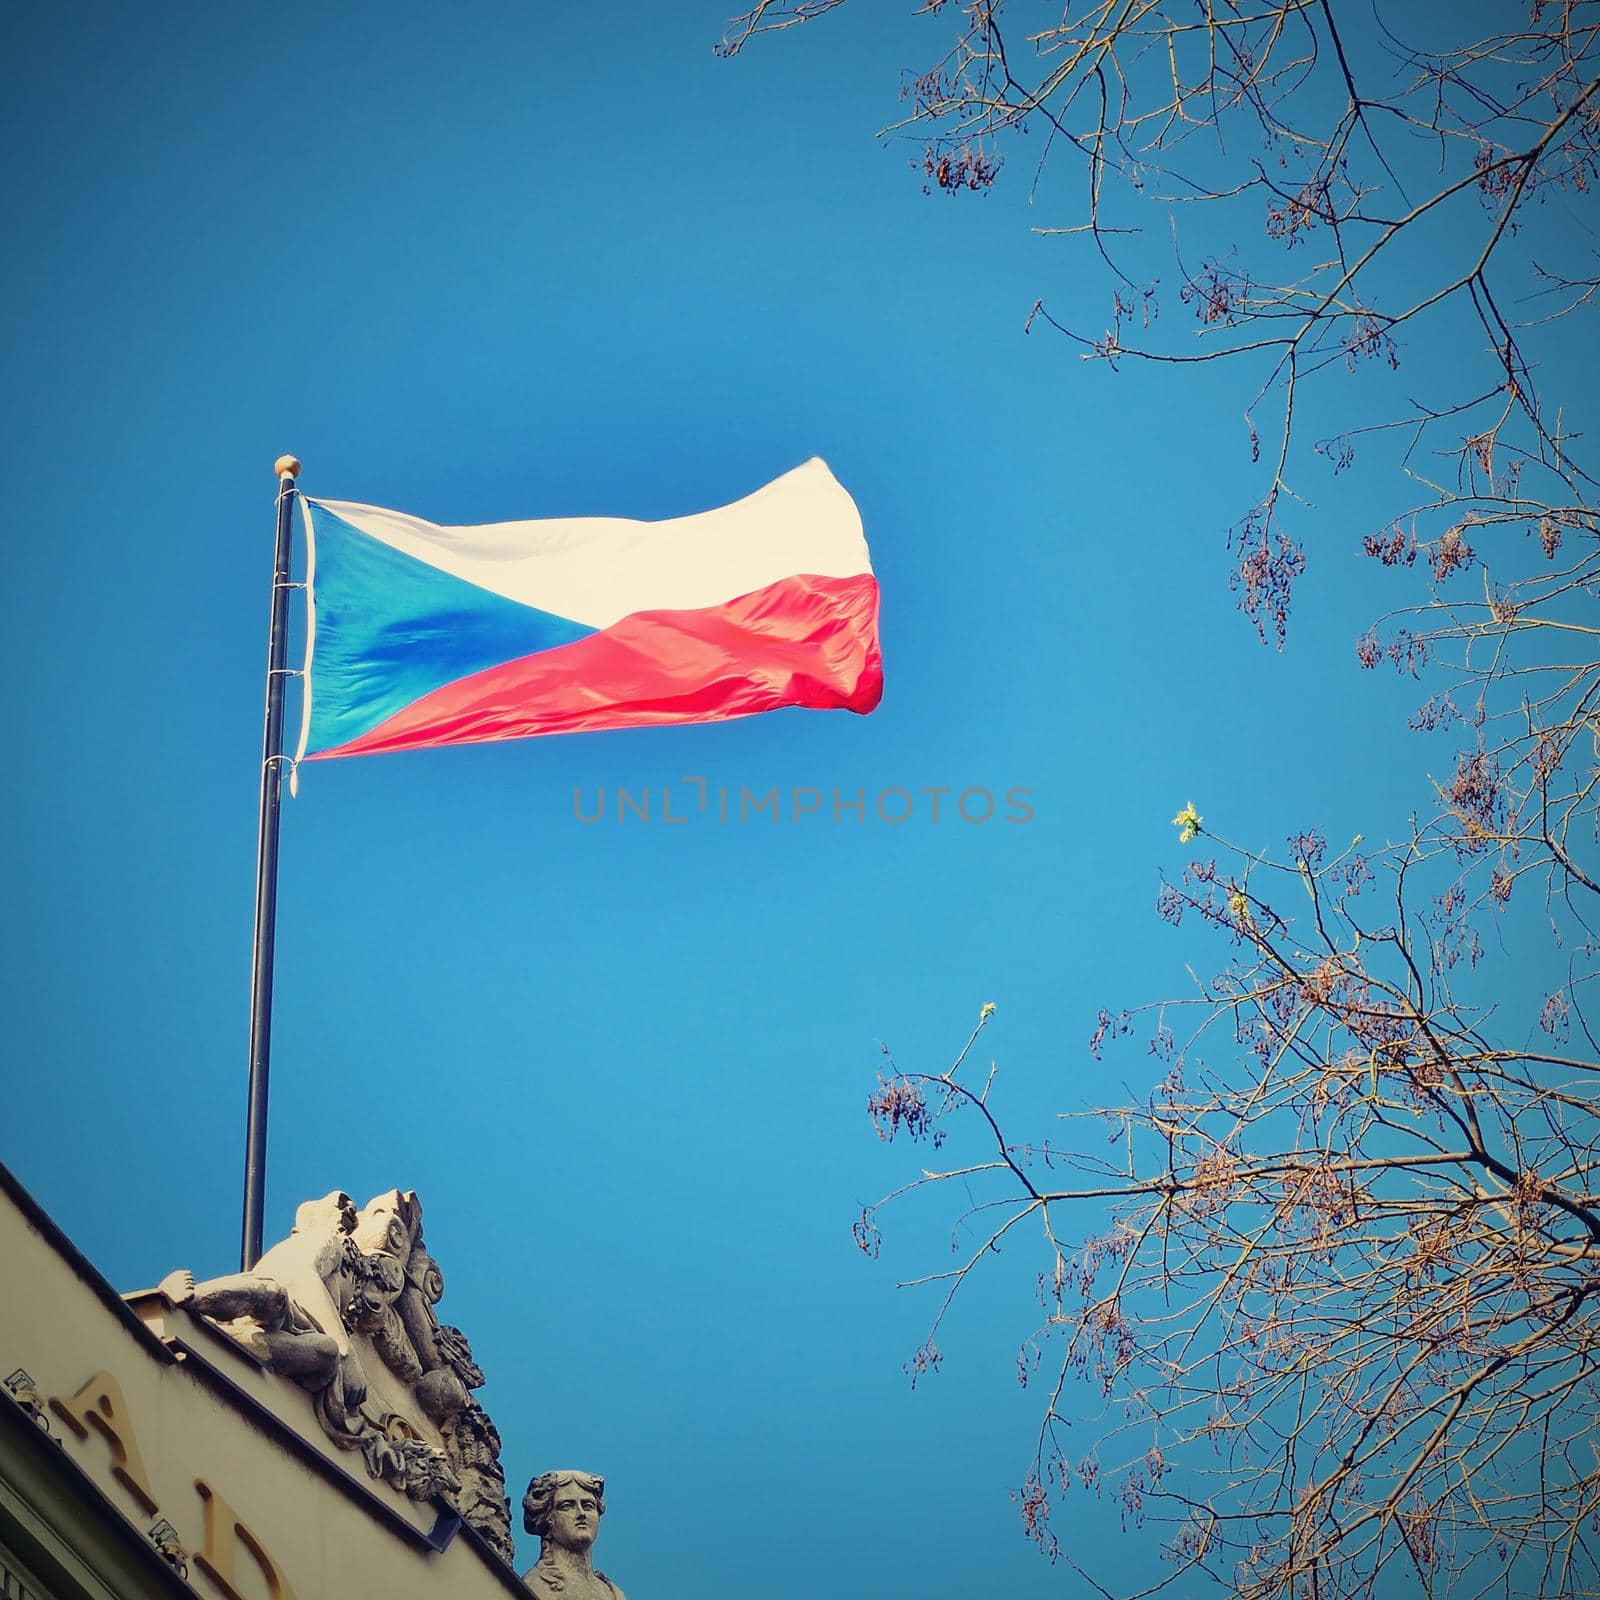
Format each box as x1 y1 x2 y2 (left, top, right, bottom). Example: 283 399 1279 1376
305 503 596 755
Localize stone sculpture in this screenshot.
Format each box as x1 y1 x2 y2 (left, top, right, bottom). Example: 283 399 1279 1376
522 1470 627 1600
158 1189 514 1562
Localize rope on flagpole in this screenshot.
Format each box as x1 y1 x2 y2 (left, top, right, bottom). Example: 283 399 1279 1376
289 489 319 798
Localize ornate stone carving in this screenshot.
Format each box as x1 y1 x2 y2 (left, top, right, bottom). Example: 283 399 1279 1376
147 1519 189 1580
362 1427 461 1501
3 1367 51 1434
158 1189 512 1559
522 1471 627 1599
447 1399 514 1564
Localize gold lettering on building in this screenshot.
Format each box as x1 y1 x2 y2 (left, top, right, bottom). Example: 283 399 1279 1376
194 1478 298 1600
43 1366 297 1600
48 1369 160 1515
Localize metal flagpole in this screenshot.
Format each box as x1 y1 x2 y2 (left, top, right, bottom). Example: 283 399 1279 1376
241 453 302 1269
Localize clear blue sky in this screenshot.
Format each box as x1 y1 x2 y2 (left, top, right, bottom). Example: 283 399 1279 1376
0 4 1576 1595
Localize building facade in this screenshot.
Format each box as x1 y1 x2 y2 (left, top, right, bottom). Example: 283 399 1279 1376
0 1163 533 1600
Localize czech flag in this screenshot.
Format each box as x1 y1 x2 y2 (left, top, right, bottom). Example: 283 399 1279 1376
293 459 881 764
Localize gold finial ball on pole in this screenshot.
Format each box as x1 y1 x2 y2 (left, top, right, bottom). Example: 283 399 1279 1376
274 455 302 480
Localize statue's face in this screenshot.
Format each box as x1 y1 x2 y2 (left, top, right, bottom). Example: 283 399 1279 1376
297 1192 356 1236
355 1200 410 1258
548 1482 599 1551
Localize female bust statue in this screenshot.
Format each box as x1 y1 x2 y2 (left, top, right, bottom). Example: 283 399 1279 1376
521 1470 627 1599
